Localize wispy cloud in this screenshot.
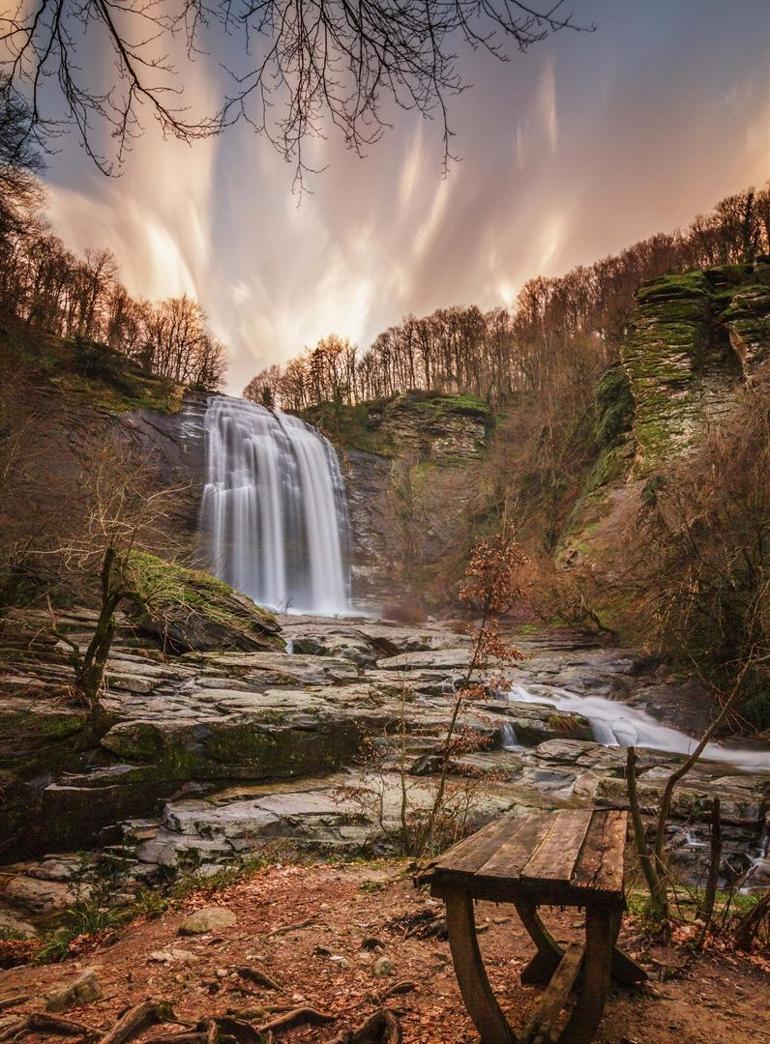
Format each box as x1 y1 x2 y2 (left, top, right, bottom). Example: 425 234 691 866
40 2 770 392
537 59 559 154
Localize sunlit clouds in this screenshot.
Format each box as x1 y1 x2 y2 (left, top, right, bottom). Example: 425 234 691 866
39 0 770 393
537 60 559 155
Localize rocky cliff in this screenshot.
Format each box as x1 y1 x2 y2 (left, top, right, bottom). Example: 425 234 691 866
0 324 207 601
303 392 492 608
558 259 770 605
622 261 770 474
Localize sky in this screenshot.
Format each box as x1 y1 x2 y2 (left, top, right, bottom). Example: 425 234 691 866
42 0 770 394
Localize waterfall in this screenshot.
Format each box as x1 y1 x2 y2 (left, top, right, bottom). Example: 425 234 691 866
500 722 519 751
199 395 351 615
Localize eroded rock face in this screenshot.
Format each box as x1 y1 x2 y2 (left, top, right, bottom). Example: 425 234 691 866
621 262 770 475
1 611 768 924
311 393 491 607
558 260 770 588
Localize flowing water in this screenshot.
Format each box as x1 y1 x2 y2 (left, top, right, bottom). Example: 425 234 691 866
200 395 350 614
500 721 520 751
507 683 770 773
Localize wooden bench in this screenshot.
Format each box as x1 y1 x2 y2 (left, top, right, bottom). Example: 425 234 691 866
420 808 646 1044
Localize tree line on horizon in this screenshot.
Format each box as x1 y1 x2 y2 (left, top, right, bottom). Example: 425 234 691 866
244 184 770 413
0 91 226 391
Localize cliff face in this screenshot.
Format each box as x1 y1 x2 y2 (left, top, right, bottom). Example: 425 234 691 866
0 325 207 605
621 261 770 474
303 392 492 608
558 259 770 597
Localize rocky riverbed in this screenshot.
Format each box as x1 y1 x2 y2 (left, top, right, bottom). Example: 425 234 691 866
1 610 768 937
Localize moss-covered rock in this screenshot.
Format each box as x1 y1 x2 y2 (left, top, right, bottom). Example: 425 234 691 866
620 261 770 474
302 390 491 463
593 366 634 449
120 552 283 654
722 285 770 372
621 271 740 473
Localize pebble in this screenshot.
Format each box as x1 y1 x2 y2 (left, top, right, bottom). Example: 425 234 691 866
372 956 395 978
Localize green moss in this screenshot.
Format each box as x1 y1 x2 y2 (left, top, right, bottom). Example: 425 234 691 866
593 366 634 449
122 552 283 652
301 390 491 457
0 323 184 414
404 390 491 419
301 400 398 456
635 270 708 303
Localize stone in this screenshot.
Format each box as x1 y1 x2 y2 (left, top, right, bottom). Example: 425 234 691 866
148 948 198 964
2 875 78 915
0 908 36 939
178 905 237 935
120 552 284 655
45 968 102 1012
372 956 395 978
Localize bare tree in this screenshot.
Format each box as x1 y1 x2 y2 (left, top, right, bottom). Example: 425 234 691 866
0 1 585 183
47 439 178 705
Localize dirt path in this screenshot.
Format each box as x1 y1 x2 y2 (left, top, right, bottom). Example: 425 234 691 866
1 861 768 1043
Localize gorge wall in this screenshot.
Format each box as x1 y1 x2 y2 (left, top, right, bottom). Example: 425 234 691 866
556 259 770 623
4 255 770 622
302 391 492 608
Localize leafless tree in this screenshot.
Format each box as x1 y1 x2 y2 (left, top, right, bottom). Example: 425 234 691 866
244 180 770 413
46 438 179 705
0 0 586 184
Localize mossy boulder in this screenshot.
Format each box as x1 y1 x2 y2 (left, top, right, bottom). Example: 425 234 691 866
120 552 283 654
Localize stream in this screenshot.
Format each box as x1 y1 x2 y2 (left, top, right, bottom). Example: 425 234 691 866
506 683 770 774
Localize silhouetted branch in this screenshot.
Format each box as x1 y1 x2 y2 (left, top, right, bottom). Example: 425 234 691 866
0 0 588 182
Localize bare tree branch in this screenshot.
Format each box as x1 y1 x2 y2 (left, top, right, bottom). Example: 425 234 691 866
0 0 589 183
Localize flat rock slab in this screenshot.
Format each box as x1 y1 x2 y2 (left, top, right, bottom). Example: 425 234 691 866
178 906 237 935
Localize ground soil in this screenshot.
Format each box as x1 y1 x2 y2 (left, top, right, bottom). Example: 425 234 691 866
0 861 767 1043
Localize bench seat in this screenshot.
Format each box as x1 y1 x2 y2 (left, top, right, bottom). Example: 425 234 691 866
424 808 628 909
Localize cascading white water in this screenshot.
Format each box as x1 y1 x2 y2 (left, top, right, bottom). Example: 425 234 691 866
507 683 770 773
500 722 520 751
200 395 350 615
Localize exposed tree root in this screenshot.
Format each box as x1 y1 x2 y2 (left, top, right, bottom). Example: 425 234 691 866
234 965 283 991
99 1000 176 1044
256 1007 335 1035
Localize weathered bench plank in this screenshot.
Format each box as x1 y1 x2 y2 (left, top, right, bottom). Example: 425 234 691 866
434 816 519 875
571 809 627 894
520 809 593 884
521 941 585 1044
477 814 553 880
426 808 628 909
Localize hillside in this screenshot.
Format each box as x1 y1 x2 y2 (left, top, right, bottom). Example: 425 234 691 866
0 322 207 609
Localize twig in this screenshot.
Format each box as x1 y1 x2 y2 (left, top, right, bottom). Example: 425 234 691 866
696 797 722 948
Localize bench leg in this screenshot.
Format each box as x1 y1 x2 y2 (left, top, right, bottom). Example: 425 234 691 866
557 907 619 1044
515 901 563 986
517 901 646 988
445 889 515 1044
610 939 647 986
